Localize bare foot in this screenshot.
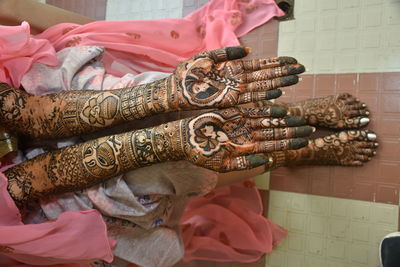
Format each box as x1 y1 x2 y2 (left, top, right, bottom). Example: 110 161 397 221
286 94 370 129
268 130 378 167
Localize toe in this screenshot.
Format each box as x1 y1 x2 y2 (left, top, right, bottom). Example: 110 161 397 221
355 148 375 156
354 154 370 162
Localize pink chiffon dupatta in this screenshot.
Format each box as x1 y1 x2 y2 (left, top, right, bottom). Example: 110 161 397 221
181 181 287 262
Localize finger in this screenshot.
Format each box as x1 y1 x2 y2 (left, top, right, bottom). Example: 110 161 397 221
234 106 287 118
241 75 299 92
230 56 298 74
206 46 249 63
246 115 306 128
227 154 270 171
240 64 305 82
237 89 283 105
251 138 309 154
251 126 315 141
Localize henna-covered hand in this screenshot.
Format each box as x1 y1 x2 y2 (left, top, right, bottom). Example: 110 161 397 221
6 106 312 206
170 46 305 109
179 106 312 172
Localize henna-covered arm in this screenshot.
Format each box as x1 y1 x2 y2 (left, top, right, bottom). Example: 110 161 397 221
6 106 312 207
0 47 304 139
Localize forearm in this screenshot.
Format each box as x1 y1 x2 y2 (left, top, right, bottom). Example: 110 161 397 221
5 119 185 206
0 78 178 139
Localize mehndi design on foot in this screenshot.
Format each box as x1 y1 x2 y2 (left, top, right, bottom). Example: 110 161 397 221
285 93 370 129
265 130 378 169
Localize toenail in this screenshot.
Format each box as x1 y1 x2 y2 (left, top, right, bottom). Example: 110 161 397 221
367 133 377 140
373 151 377 155
360 118 369 126
374 142 379 147
299 77 303 82
356 98 360 102
365 111 370 115
282 91 286 95
362 103 366 107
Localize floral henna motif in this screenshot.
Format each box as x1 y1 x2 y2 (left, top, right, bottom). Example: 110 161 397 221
171 46 305 109
182 107 311 172
264 130 378 169
285 94 370 129
0 47 304 140
5 107 312 205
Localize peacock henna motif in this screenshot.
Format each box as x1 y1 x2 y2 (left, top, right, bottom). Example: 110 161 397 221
5 106 313 206
171 47 305 109
0 47 304 140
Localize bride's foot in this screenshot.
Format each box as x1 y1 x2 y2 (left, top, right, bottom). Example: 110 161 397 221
286 94 370 129
268 130 378 168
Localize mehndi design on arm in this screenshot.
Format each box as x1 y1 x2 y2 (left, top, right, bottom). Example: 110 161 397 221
6 106 312 206
0 47 304 139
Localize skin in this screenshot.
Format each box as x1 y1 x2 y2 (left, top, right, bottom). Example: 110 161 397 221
0 47 304 139
258 93 370 129
6 106 312 207
216 130 378 187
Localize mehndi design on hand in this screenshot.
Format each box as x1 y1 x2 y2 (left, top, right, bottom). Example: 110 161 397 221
5 106 312 206
180 106 311 172
0 47 304 139
171 46 305 109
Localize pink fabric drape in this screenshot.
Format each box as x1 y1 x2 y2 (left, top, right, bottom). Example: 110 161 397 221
0 0 286 265
0 172 116 266
181 181 287 262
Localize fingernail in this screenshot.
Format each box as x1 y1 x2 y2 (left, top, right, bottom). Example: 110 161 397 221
284 116 307 126
282 90 286 95
244 46 252 54
299 77 303 82
270 106 287 118
367 133 377 141
268 156 273 163
289 138 309 149
356 98 360 102
287 111 291 116
312 127 316 132
362 103 366 107
305 68 310 72
294 126 314 137
360 117 369 126
374 142 379 147
248 154 268 168
308 139 313 145
373 151 377 155
365 111 370 115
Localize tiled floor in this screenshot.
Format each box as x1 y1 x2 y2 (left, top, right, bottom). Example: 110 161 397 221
267 191 398 267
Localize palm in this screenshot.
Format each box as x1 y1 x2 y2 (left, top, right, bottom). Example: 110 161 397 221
172 46 305 109
181 107 311 172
